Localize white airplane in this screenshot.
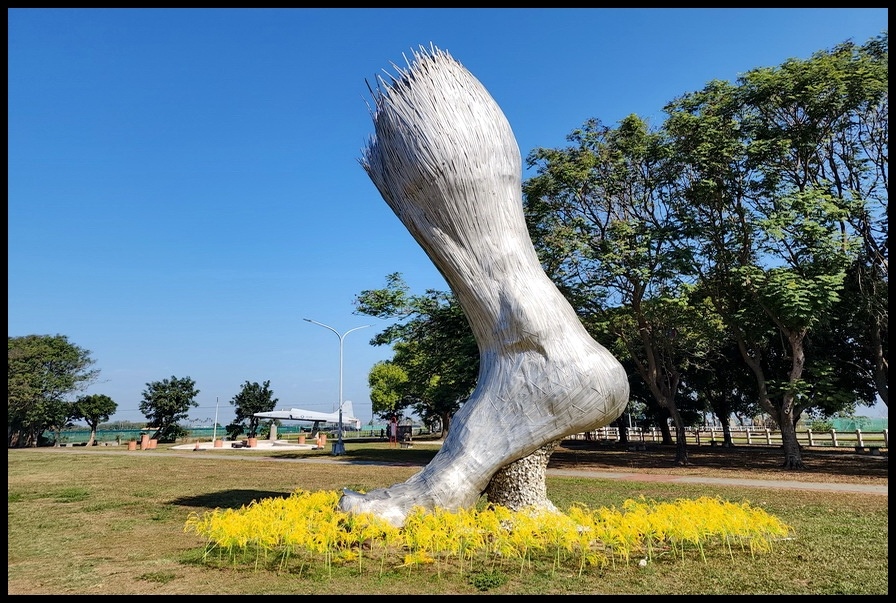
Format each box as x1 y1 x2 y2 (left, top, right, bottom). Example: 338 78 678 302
253 400 362 433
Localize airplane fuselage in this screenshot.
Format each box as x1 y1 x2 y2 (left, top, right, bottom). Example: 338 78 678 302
253 401 361 430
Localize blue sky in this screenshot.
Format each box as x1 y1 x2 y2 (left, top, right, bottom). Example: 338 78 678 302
9 8 889 426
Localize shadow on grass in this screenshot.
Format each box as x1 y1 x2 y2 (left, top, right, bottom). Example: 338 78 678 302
266 447 439 466
550 442 888 479
268 439 887 480
170 488 294 510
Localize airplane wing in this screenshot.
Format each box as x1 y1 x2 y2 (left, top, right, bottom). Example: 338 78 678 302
254 408 334 422
253 409 295 420
255 402 361 429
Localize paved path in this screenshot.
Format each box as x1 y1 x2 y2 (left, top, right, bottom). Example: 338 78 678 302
166 440 887 496
545 468 887 495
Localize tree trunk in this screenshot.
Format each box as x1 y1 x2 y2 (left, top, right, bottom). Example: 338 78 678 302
439 412 451 439
657 411 674 445
778 411 805 469
672 423 689 466
869 323 888 406
666 402 689 466
613 417 629 446
720 415 734 447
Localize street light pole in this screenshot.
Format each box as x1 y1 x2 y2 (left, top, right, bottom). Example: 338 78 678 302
212 396 219 444
303 318 372 456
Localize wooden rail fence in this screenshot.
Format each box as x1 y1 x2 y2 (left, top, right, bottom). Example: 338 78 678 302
570 426 888 454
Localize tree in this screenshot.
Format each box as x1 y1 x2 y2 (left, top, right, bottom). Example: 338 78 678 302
8 334 99 448
665 34 885 468
682 341 760 447
43 398 79 448
846 34 889 408
138 376 199 442
354 273 478 436
73 394 118 447
228 380 278 438
368 360 410 421
523 115 715 465
822 261 887 411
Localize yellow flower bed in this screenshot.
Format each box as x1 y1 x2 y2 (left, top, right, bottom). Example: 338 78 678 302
184 490 791 576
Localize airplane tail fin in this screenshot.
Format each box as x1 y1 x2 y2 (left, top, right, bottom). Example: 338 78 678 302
341 400 361 430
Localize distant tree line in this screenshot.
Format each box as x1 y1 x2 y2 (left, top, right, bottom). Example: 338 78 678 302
7 333 278 447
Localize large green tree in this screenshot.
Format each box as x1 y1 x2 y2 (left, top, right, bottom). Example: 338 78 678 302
523 115 721 465
354 273 478 437
73 393 118 447
138 376 199 442
664 34 886 468
367 360 410 422
816 34 888 409
228 380 278 438
8 334 99 448
42 398 79 448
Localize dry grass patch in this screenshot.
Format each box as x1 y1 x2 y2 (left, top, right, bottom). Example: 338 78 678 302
7 445 887 594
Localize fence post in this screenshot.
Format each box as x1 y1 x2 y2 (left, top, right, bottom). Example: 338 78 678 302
765 428 772 445
830 429 838 448
807 429 814 446
856 429 865 448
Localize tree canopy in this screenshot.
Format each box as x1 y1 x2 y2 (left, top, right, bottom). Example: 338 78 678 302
8 334 99 448
73 393 118 447
354 272 478 435
228 380 278 438
138 376 200 442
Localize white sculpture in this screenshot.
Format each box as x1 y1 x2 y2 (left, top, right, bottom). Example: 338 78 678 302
340 45 629 527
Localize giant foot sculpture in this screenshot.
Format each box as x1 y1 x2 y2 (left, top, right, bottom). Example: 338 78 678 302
340 46 629 527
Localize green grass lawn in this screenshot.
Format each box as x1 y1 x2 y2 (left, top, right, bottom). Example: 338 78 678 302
7 445 888 594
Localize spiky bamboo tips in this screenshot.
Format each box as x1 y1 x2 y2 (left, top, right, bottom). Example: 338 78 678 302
342 46 629 527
